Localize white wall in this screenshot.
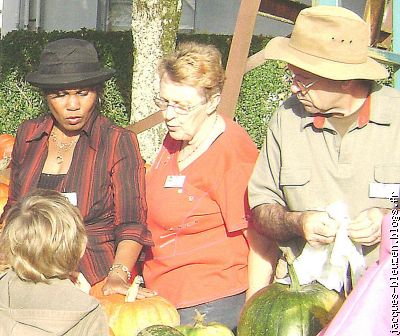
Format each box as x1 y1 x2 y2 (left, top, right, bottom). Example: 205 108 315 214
193 0 366 37
0 0 368 38
0 0 3 29
1 0 21 37
41 0 97 31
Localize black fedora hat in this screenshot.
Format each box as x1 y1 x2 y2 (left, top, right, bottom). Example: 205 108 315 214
26 38 115 89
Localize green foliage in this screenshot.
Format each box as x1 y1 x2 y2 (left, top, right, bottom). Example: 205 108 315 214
0 71 46 134
0 29 132 135
236 59 291 149
0 30 396 149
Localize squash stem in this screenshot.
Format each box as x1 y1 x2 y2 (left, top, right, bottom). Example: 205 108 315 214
125 275 144 302
193 309 206 327
281 246 301 291
287 262 301 291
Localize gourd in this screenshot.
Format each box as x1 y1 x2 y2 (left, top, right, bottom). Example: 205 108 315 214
0 183 9 198
176 310 234 336
90 276 180 336
237 249 343 336
137 325 184 336
0 168 10 219
0 134 15 170
0 196 7 218
0 134 15 159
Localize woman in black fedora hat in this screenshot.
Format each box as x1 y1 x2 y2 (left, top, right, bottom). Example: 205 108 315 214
2 38 153 297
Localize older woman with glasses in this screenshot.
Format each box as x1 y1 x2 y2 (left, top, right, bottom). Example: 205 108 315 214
142 42 259 331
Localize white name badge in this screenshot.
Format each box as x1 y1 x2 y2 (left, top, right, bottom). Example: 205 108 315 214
164 175 185 188
369 183 400 199
62 192 78 206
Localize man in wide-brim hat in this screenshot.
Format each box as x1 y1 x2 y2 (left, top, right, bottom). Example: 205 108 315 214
246 6 400 296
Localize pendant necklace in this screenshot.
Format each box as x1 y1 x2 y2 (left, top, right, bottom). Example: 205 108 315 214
50 131 79 165
178 114 219 164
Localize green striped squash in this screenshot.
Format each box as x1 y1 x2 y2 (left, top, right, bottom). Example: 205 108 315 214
137 325 184 336
237 252 343 336
176 310 234 336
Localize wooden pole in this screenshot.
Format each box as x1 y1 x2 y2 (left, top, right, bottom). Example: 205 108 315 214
217 0 261 119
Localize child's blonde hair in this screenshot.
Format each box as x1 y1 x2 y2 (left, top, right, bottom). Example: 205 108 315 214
0 189 87 283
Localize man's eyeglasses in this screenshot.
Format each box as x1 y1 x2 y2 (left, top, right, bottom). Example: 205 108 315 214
154 97 207 115
295 79 319 92
284 74 319 93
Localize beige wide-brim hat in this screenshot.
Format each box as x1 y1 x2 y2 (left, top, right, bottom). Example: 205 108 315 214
263 6 388 80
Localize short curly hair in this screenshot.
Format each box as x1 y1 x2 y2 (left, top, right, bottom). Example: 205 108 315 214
158 41 225 100
0 189 87 283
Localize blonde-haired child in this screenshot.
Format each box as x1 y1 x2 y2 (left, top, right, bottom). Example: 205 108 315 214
0 189 108 335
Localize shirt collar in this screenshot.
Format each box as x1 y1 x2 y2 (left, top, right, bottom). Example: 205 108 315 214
301 83 391 130
26 114 55 142
311 95 371 129
26 109 100 150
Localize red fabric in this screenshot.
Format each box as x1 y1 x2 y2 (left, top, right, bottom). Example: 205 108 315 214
313 95 371 129
4 111 152 285
144 118 258 308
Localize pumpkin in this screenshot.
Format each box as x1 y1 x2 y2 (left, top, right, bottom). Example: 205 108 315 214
237 249 343 336
137 325 184 336
0 134 15 171
91 276 180 336
0 196 8 219
0 183 9 198
176 310 234 336
0 134 15 159
0 168 10 186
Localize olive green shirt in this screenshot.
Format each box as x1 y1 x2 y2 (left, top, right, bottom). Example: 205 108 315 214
249 84 400 264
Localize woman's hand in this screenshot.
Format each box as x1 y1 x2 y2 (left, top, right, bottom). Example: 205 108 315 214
102 273 158 299
135 286 158 299
102 272 130 295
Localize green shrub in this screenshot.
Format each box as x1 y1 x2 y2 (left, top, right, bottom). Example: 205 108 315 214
0 71 45 134
0 30 396 149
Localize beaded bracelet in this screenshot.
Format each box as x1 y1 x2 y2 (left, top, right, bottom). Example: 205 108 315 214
108 263 131 281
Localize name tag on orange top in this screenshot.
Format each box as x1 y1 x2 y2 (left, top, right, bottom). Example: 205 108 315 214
164 175 185 188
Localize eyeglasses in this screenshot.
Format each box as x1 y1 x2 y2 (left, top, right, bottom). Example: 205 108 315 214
284 74 319 93
295 79 319 92
154 97 207 115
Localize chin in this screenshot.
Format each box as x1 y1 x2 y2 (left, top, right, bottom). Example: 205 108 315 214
168 131 191 142
60 124 85 135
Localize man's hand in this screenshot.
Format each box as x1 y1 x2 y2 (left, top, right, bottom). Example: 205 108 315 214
348 208 384 246
301 211 339 247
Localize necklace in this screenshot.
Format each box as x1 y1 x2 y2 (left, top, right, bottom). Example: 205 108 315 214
178 114 219 164
50 131 79 165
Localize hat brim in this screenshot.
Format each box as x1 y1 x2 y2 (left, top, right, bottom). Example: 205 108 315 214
26 68 115 89
264 37 388 80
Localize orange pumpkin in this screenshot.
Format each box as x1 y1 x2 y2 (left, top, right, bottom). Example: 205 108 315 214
0 196 7 216
0 134 14 171
0 134 15 159
0 172 10 186
91 278 180 336
0 183 9 198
